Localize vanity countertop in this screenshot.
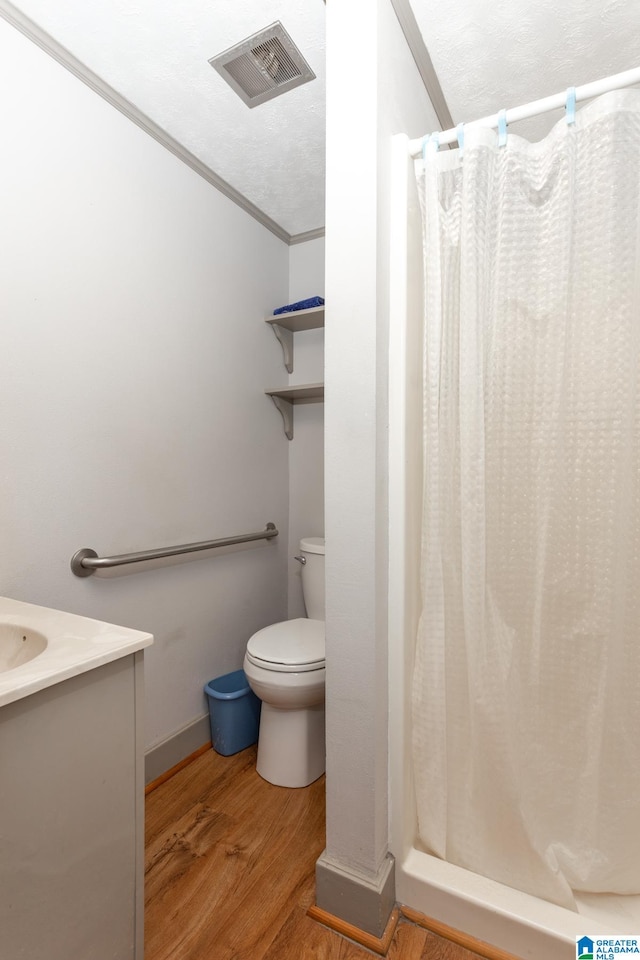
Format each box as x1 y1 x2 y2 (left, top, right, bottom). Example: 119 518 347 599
0 596 153 708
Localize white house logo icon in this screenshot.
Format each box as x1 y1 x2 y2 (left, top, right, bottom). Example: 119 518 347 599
577 936 594 959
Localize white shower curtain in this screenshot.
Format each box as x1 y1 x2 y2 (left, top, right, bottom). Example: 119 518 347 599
412 90 640 909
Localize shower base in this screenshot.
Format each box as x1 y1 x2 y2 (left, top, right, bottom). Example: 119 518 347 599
395 847 640 960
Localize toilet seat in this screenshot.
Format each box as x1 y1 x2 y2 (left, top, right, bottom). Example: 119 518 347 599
246 618 325 673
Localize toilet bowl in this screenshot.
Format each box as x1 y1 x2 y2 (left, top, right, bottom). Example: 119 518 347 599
243 537 325 788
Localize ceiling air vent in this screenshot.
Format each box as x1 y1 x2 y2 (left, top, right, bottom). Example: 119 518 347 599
209 21 315 108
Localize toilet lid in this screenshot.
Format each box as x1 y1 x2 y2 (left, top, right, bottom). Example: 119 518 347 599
299 536 325 555
246 618 325 671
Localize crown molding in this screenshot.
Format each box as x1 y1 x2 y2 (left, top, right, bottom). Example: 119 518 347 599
389 0 454 133
0 0 311 245
289 226 325 245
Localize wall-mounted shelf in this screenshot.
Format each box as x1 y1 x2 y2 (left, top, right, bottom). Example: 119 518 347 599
265 305 324 373
265 383 324 440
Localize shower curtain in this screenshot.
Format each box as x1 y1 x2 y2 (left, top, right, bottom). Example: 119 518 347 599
412 90 640 909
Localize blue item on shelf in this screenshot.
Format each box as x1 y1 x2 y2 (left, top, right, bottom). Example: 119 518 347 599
204 669 261 756
273 296 324 316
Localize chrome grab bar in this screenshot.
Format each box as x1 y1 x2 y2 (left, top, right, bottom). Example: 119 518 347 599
70 522 278 578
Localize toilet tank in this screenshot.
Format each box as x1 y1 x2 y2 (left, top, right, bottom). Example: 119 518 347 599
299 537 325 620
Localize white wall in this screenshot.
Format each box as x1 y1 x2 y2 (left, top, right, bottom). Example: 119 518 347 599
286 238 325 618
323 0 438 889
0 17 290 751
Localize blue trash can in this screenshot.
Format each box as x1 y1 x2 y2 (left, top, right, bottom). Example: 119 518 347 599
204 669 261 756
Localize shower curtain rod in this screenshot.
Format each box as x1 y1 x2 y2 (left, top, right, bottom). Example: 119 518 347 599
408 65 640 156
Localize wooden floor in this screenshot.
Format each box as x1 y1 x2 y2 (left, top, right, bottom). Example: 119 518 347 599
145 746 489 960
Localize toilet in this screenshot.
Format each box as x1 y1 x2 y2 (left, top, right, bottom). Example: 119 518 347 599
243 536 325 788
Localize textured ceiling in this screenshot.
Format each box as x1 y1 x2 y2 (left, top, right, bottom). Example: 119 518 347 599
6 0 326 239
410 0 639 143
3 0 638 239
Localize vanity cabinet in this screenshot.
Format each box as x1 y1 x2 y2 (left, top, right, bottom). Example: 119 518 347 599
0 652 146 960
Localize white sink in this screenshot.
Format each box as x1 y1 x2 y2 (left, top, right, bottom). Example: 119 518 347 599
0 598 152 960
0 625 48 673
0 597 152 708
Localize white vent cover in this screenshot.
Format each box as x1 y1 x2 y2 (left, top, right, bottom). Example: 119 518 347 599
209 22 315 108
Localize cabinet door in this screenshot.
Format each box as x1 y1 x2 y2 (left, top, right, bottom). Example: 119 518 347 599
0 656 141 960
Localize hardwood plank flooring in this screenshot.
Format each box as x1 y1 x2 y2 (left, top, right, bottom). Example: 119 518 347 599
145 746 495 959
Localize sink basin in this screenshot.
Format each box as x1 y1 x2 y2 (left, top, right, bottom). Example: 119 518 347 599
0 625 48 673
0 598 152 708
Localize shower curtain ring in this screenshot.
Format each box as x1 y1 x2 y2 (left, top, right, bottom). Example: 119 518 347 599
565 86 576 125
422 132 440 160
498 109 508 147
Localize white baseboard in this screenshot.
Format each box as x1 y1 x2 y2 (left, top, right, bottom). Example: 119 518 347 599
144 714 210 784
